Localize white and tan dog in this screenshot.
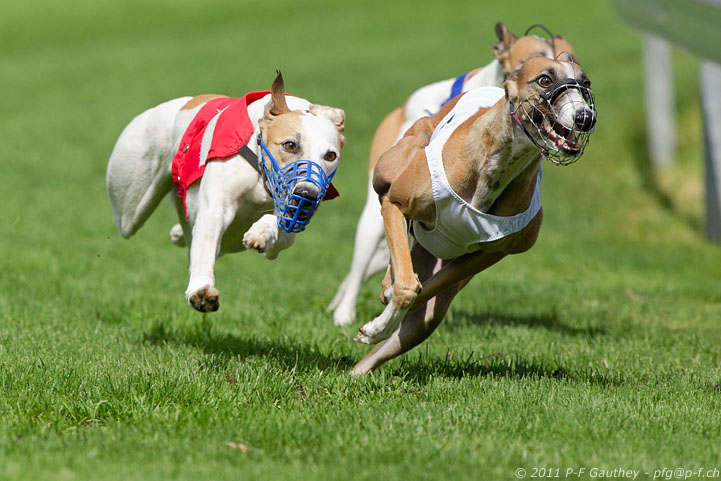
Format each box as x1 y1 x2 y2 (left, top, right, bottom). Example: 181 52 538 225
351 57 596 374
328 22 577 326
107 72 345 312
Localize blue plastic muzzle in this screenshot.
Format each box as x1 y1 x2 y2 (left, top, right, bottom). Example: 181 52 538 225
258 134 336 233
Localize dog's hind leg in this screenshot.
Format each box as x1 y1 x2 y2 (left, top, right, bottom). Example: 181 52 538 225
168 191 193 248
329 108 405 325
107 97 191 238
328 180 387 325
365 238 389 282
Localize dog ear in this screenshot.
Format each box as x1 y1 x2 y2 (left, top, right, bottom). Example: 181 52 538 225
503 69 520 102
266 69 290 117
493 21 517 60
553 35 578 63
309 104 345 131
309 104 346 148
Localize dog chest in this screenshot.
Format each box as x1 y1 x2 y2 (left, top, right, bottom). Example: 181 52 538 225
412 87 542 260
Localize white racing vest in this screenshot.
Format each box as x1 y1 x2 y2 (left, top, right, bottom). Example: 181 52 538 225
412 87 542 260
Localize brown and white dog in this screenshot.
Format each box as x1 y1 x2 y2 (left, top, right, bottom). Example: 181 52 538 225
350 57 596 374
328 22 577 326
106 72 345 312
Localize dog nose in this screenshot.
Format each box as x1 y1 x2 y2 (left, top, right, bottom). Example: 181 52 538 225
575 109 596 132
293 184 320 201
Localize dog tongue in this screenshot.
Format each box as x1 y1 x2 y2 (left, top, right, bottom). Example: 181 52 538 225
323 183 340 201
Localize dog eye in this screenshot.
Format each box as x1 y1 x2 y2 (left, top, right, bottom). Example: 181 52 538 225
324 151 337 162
581 89 593 104
537 75 553 88
282 141 299 153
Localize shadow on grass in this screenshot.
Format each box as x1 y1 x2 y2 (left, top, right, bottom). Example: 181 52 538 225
445 309 607 338
393 350 624 387
139 306 622 386
142 319 355 374
141 318 623 388
403 310 619 385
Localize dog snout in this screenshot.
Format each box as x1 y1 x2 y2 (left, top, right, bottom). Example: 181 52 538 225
574 109 596 132
292 183 320 201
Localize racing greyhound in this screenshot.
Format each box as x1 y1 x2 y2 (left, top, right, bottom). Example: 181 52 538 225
351 57 596 374
329 22 577 326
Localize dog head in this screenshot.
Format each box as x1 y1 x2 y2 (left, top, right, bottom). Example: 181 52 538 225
258 71 346 231
493 22 578 75
504 57 596 165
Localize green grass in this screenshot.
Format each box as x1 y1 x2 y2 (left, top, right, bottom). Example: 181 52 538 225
2 0 721 480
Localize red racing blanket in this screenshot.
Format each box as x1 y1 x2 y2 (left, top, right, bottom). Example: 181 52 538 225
171 91 338 219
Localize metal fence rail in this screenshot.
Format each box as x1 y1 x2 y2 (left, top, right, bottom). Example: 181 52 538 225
615 0 721 64
614 0 721 242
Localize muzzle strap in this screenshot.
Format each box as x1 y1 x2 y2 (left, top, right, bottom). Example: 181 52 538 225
238 144 263 177
524 23 556 55
540 78 590 105
509 102 546 153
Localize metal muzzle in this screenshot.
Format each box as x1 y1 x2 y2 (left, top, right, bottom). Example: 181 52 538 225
258 134 335 233
513 79 597 166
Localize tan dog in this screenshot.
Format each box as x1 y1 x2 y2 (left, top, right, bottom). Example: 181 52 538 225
351 57 596 374
328 22 577 326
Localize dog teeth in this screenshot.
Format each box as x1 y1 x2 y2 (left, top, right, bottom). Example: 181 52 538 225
541 121 581 154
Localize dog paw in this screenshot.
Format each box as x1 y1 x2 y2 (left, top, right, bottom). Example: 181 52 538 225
243 223 276 254
354 324 392 345
354 303 407 344
354 317 395 345
333 303 356 326
169 224 186 247
188 285 220 313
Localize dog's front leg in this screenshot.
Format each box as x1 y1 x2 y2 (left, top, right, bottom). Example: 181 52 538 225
356 249 508 344
185 208 227 313
355 197 420 344
352 275 469 375
243 214 295 260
